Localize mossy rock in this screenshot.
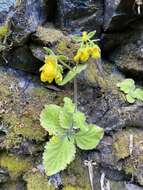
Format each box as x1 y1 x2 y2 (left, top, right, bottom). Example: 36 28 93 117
113 128 143 185
113 129 143 161
32 25 64 44
63 185 82 190
24 171 54 190
55 39 78 61
0 68 60 149
61 154 90 190
13 116 46 141
0 153 32 179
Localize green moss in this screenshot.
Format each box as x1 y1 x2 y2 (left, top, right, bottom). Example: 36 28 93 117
0 153 32 179
1 181 17 190
113 131 130 160
2 132 22 149
56 40 77 61
0 84 12 99
15 0 21 7
113 128 143 180
63 185 82 190
0 24 8 40
24 171 54 190
62 154 90 190
3 112 46 142
35 25 64 44
113 129 143 160
123 159 137 174
13 116 46 141
3 112 20 128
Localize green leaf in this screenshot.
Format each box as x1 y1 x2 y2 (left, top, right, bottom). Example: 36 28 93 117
40 104 63 135
59 110 73 129
117 79 135 94
132 88 143 101
43 137 76 176
72 35 82 42
59 64 87 86
88 31 96 39
58 55 68 61
75 124 104 150
59 98 75 129
126 94 135 104
43 47 54 55
73 111 87 131
63 97 75 113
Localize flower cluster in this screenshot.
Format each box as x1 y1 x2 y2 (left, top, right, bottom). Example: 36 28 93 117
39 55 63 84
74 32 101 63
39 31 101 84
74 45 101 62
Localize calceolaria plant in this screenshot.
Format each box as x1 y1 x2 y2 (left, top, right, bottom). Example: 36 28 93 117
40 97 104 176
39 31 104 177
117 78 143 103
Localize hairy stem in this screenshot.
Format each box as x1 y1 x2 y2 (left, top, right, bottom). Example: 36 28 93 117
74 77 78 111
59 60 72 70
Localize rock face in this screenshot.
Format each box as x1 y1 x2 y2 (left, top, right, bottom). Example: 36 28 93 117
1 45 43 73
8 0 50 45
0 0 15 24
0 0 56 72
0 0 143 189
110 20 143 79
0 64 143 189
56 0 104 34
103 0 143 53
0 66 92 189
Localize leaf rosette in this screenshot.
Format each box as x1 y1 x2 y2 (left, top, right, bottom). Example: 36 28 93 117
40 97 104 176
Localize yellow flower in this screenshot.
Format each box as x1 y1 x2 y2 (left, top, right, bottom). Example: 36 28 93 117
48 131 53 136
45 55 57 65
51 136 59 143
55 65 63 84
73 51 81 62
40 61 57 83
39 55 63 84
82 31 88 42
74 48 90 62
91 45 101 59
86 47 93 54
80 48 89 62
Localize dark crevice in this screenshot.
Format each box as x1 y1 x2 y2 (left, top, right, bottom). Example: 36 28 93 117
46 0 58 22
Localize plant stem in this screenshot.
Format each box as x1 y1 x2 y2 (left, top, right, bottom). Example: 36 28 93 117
59 60 72 70
74 77 78 111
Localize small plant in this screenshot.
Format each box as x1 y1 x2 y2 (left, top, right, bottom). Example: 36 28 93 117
117 79 143 103
40 97 104 176
39 31 104 178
